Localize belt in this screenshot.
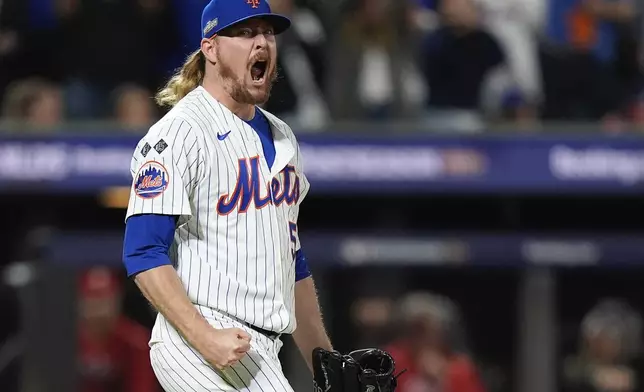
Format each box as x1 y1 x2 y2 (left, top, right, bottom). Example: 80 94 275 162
246 323 281 340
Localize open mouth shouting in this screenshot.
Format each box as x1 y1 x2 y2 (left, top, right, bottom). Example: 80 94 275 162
250 58 268 85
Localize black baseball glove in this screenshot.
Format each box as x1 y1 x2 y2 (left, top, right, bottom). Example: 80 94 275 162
312 347 403 392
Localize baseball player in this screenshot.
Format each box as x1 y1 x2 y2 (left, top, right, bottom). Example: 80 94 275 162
121 1 334 391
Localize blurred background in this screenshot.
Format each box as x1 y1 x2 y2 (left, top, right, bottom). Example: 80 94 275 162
2 0 644 391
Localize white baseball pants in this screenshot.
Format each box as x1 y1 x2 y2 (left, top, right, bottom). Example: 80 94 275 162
149 310 294 392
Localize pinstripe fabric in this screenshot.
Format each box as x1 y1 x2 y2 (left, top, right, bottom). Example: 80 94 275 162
149 310 294 392
125 86 309 390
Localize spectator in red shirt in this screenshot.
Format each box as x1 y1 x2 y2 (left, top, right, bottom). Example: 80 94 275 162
77 267 158 392
385 291 485 392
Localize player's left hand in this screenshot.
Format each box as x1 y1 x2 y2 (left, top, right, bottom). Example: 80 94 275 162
312 347 403 392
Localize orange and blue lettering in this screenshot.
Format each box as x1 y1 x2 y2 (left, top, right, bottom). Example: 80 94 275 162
217 158 300 215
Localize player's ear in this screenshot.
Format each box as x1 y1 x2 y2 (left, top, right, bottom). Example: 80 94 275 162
201 37 217 64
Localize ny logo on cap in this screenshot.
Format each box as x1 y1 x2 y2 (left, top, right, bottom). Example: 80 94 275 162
247 0 260 8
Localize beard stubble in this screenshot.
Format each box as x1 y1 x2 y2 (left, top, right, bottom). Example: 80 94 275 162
215 46 278 105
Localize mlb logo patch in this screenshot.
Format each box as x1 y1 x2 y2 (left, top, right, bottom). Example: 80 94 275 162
134 161 169 199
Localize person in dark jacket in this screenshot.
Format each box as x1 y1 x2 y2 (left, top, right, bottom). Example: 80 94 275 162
562 299 644 392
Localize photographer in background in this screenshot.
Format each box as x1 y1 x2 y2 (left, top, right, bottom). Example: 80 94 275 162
77 267 158 392
563 299 644 392
385 292 486 392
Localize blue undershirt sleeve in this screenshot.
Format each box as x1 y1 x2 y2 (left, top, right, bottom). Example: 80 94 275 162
123 214 178 277
295 249 312 282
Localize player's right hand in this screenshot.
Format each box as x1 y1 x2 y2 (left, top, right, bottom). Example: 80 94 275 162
200 327 252 369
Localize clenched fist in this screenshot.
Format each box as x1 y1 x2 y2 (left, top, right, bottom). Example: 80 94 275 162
197 327 252 369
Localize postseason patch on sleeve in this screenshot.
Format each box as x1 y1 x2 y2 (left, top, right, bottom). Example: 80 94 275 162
134 161 170 199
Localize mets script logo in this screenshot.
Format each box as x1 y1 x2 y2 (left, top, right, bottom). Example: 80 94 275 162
247 0 260 8
217 157 300 215
134 161 169 199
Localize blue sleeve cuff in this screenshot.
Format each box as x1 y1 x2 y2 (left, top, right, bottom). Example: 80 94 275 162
123 214 177 277
295 249 312 282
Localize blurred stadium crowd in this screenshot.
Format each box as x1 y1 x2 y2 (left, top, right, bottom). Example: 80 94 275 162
1 0 644 132
44 265 644 392
1 1 644 392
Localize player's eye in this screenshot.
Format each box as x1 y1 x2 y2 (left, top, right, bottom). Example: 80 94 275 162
238 28 254 37
264 28 275 36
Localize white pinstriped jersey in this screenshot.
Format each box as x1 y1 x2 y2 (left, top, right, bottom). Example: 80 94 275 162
125 86 310 335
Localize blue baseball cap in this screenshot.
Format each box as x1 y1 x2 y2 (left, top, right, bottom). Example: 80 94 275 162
201 0 291 39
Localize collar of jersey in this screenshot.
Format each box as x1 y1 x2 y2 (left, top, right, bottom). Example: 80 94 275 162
195 86 291 144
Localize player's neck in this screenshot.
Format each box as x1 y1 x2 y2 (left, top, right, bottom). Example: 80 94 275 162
201 79 255 121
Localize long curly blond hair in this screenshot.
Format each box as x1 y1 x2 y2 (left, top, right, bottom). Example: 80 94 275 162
155 49 206 108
